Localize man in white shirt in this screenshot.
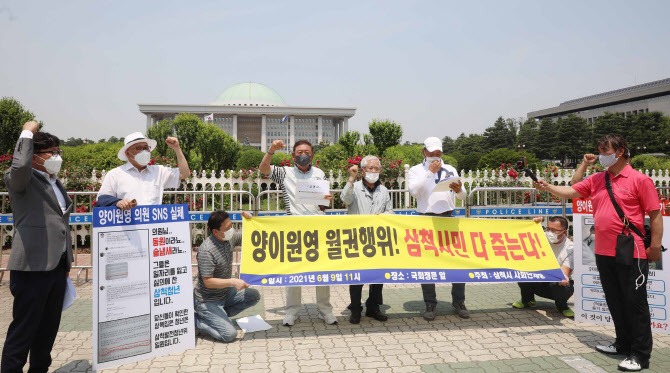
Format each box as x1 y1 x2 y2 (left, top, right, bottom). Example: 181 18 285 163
259 139 335 326
512 216 575 318
97 132 190 208
407 137 468 321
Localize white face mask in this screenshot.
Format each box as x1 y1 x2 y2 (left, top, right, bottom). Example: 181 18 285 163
599 153 619 168
426 156 441 163
223 227 235 241
133 150 151 166
38 154 63 175
545 231 562 244
364 172 380 183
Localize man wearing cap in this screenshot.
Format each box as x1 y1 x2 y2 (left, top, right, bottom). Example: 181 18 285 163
407 137 468 321
97 132 190 208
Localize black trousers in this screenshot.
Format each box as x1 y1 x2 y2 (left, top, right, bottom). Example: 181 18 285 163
349 284 383 313
518 281 574 311
596 254 652 361
1 255 68 373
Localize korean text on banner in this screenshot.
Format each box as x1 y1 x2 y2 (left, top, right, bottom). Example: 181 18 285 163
241 215 565 286
92 204 195 371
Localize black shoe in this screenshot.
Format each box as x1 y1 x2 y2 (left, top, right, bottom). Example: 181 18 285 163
423 305 436 321
453 301 470 319
618 354 649 371
365 309 388 322
349 312 361 324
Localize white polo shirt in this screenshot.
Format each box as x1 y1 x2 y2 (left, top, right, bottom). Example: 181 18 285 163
407 160 466 214
97 163 181 206
269 165 326 216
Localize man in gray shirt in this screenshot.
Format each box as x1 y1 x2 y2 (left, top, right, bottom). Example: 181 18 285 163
342 155 393 324
194 210 260 342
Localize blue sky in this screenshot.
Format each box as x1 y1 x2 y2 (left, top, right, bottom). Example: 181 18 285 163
1 0 669 143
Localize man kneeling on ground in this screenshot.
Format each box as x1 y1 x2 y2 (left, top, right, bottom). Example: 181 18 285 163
193 210 260 342
512 216 575 318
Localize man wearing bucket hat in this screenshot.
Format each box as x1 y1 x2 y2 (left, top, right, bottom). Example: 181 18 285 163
407 136 468 321
96 132 190 208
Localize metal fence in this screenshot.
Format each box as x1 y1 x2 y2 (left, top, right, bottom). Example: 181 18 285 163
4 185 664 284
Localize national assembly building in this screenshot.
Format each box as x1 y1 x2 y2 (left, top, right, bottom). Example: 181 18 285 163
138 82 356 153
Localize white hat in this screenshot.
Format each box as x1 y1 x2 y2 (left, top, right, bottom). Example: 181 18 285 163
118 132 157 161
423 137 442 153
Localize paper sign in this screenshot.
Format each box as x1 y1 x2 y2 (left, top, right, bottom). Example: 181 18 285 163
295 180 330 205
235 315 273 333
433 177 461 193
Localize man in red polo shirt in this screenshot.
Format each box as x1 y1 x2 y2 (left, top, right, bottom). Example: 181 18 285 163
534 135 662 372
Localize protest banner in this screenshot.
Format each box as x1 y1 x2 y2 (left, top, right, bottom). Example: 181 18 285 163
92 204 195 371
241 215 564 286
573 198 670 334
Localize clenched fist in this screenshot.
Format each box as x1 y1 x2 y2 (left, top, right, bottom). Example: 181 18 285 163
348 165 358 178
428 160 442 174
166 137 180 149
269 139 285 153
23 121 39 134
582 153 597 165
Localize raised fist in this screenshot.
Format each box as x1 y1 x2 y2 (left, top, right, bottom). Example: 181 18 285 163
348 165 358 178
166 137 180 149
583 153 597 165
270 139 285 153
23 121 39 134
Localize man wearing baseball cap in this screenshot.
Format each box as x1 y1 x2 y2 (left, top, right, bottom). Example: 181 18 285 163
407 136 468 321
96 132 190 208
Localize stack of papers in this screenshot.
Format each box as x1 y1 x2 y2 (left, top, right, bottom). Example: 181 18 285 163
235 315 273 333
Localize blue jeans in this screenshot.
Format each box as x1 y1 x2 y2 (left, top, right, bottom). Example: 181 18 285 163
194 287 261 342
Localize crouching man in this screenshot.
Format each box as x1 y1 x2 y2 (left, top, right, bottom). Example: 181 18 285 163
193 210 260 342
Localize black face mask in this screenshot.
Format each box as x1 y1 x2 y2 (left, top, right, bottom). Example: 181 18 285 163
294 154 312 167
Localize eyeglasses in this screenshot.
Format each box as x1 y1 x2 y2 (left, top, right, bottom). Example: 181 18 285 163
545 228 566 234
364 167 382 172
133 145 151 152
37 149 64 157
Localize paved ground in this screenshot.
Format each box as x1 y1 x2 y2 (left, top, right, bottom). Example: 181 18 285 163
2 280 670 373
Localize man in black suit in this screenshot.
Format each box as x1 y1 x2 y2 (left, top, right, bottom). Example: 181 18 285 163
1 121 73 373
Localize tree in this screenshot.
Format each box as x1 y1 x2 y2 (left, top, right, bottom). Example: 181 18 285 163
172 113 202 164
442 136 456 154
535 118 558 159
338 131 361 157
592 112 627 146
0 97 40 154
236 147 264 170
108 136 121 143
555 114 591 165
627 112 670 155
146 118 175 157
483 116 516 150
368 119 402 154
455 133 486 154
199 124 241 171
517 118 539 154
62 137 85 147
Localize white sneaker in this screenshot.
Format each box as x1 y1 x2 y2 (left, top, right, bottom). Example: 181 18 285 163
595 344 620 354
318 312 337 325
618 356 648 371
283 314 297 326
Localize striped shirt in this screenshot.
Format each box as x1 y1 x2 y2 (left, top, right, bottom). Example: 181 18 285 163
269 165 326 216
194 232 242 303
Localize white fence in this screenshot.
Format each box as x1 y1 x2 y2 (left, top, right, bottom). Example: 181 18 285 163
85 165 670 192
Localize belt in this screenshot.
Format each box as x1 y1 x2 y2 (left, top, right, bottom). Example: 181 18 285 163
419 211 453 217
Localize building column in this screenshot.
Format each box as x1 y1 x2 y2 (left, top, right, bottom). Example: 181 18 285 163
343 117 349 134
289 115 296 147
317 116 323 144
232 114 238 142
146 115 152 130
261 115 267 152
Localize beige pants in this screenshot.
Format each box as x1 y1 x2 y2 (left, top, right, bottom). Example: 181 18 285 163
285 286 333 317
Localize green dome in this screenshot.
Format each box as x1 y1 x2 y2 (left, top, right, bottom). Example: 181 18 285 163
212 82 287 106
